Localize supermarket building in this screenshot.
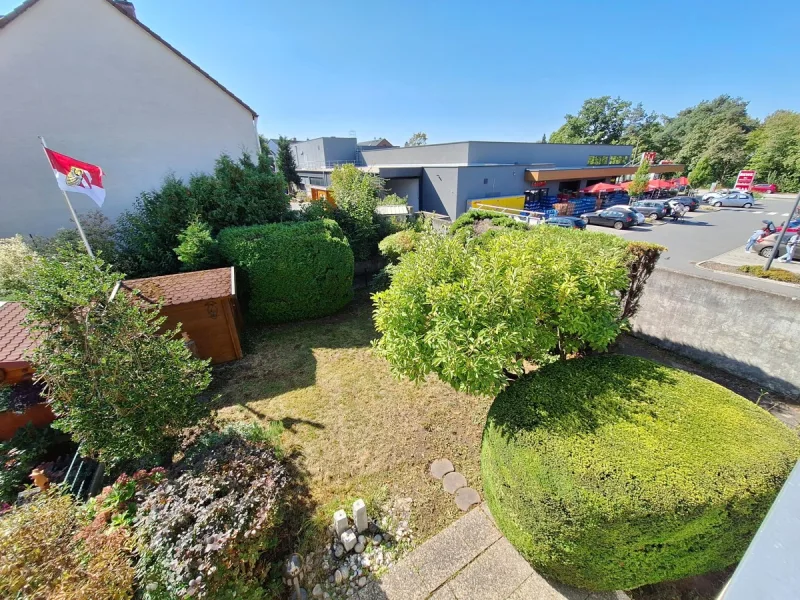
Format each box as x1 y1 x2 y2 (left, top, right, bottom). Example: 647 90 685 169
291 138 681 220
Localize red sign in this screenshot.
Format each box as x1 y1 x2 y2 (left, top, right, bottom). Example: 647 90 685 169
734 170 756 191
642 152 657 164
532 181 547 188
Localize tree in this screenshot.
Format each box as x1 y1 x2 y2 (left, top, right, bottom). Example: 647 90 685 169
174 218 219 271
549 97 661 150
0 235 37 299
540 133 547 143
30 210 118 264
627 157 652 197
21 250 212 464
329 164 384 260
276 135 301 187
748 110 800 192
688 155 713 188
405 132 428 147
257 133 276 171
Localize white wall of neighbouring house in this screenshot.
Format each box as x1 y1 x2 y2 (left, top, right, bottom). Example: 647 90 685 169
0 0 259 237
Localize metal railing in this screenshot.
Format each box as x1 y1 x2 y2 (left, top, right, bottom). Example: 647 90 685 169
296 159 364 170
470 203 547 226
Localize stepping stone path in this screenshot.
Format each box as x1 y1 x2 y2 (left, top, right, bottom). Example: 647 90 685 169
430 458 481 511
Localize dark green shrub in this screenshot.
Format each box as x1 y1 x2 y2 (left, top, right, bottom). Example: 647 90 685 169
449 209 530 235
621 241 666 319
174 218 219 271
482 355 800 591
738 264 800 284
31 210 118 264
135 435 288 599
0 423 57 503
378 230 420 263
218 220 354 323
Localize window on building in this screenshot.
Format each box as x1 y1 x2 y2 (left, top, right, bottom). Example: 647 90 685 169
587 155 610 166
309 177 326 186
609 155 630 165
483 178 489 184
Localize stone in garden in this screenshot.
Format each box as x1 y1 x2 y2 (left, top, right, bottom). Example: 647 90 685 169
341 530 357 552
340 565 350 579
368 521 378 534
287 554 303 576
357 534 366 545
334 570 343 585
442 471 467 494
362 556 371 568
334 544 344 558
346 589 354 597
334 509 349 536
454 487 481 511
354 542 364 554
430 458 455 480
358 576 367 587
353 499 368 533
324 594 331 600
372 534 382 544
312 584 323 598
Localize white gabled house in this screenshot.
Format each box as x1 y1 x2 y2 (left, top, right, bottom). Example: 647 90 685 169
0 0 260 237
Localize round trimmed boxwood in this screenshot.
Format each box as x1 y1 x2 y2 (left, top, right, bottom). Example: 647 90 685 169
481 354 800 591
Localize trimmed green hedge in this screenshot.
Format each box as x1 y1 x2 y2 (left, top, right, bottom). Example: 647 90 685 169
218 220 354 323
449 209 530 235
482 355 800 591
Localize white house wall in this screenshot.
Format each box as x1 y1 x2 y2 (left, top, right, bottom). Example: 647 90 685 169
0 0 258 237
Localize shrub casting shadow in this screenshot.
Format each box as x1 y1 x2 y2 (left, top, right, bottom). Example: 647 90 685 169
212 292 377 409
487 355 677 442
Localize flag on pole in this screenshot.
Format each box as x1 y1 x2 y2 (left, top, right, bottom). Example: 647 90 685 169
44 147 106 207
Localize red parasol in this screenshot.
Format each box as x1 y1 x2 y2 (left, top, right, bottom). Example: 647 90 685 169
582 182 622 193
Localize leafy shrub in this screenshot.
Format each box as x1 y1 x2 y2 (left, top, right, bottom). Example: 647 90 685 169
0 423 57 503
621 241 666 319
481 355 800 591
0 488 135 600
329 164 384 260
174 218 219 271
369 263 399 293
31 210 118 264
135 435 288 599
218 220 354 323
373 227 646 395
449 209 530 235
378 230 420 263
738 264 800 284
0 234 37 299
21 250 212 464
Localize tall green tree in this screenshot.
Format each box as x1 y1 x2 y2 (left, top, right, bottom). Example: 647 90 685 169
257 134 276 171
329 164 385 260
405 132 428 147
276 135 301 187
627 158 652 197
748 110 800 192
688 156 713 188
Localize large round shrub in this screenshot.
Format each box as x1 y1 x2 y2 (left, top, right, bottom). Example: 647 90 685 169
481 355 800 591
219 219 354 323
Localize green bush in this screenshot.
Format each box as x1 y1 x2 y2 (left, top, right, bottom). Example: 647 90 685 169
481 355 800 591
0 235 37 299
378 230 420 263
174 218 219 271
218 220 354 323
449 209 530 235
373 227 648 395
0 423 57 503
31 210 118 264
738 264 800 284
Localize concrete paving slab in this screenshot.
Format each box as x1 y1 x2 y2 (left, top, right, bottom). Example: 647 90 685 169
447 537 535 600
429 584 458 599
507 571 591 600
700 247 800 273
376 559 427 600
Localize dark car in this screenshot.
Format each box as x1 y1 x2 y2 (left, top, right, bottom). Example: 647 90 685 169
583 209 636 230
671 196 700 211
544 216 586 230
631 200 667 219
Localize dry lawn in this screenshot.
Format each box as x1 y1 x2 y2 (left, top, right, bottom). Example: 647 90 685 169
212 292 492 547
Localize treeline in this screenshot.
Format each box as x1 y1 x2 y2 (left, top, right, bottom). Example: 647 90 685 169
548 95 800 191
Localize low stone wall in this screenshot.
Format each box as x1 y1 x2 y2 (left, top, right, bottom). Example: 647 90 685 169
632 269 800 400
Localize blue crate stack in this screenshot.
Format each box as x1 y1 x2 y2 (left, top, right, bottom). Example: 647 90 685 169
572 197 596 217
524 196 557 212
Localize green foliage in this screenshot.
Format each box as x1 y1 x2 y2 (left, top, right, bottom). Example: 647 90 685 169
136 435 288 600
116 153 289 277
20 250 212 465
621 241 666 319
373 228 649 396
378 230 421 263
329 164 385 260
31 210 118 264
627 158 652 197
276 135 300 186
748 110 800 192
688 155 714 187
0 488 135 600
405 132 428 147
738 264 800 283
0 423 57 503
482 355 800 591
174 218 219 271
0 234 37 299
218 220 354 323
449 209 530 235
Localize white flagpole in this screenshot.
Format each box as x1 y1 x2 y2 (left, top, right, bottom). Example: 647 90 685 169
38 137 95 258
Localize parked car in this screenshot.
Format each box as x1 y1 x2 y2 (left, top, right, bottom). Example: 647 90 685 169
608 205 646 224
632 200 667 219
667 197 700 211
753 233 796 260
702 190 728 202
544 216 586 230
583 209 637 230
751 183 778 194
710 192 755 208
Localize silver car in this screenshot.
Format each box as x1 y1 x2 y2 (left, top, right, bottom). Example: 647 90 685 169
710 192 755 208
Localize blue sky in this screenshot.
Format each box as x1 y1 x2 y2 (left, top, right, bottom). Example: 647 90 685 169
4 0 799 144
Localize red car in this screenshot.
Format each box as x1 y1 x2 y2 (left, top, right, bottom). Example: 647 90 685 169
751 183 779 194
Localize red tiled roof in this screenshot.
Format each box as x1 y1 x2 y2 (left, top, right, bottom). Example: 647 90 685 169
0 302 33 367
122 267 235 307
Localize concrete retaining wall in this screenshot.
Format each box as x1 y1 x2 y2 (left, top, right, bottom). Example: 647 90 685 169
632 269 800 400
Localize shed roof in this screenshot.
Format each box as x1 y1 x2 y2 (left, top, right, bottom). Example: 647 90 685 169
122 267 235 307
0 0 257 118
0 302 33 367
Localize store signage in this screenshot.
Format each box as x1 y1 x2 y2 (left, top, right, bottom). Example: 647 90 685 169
641 152 657 164
532 181 547 188
734 170 756 191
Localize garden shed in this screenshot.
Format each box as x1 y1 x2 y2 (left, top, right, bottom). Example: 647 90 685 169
122 267 243 364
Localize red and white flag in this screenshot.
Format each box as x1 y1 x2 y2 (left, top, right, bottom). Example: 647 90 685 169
44 148 106 207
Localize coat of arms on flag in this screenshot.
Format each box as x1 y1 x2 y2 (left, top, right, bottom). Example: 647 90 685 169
44 147 106 207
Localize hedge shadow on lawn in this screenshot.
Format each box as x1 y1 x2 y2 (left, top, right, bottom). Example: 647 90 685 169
488 356 677 442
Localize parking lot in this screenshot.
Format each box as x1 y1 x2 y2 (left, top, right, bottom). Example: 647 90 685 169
585 195 799 295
